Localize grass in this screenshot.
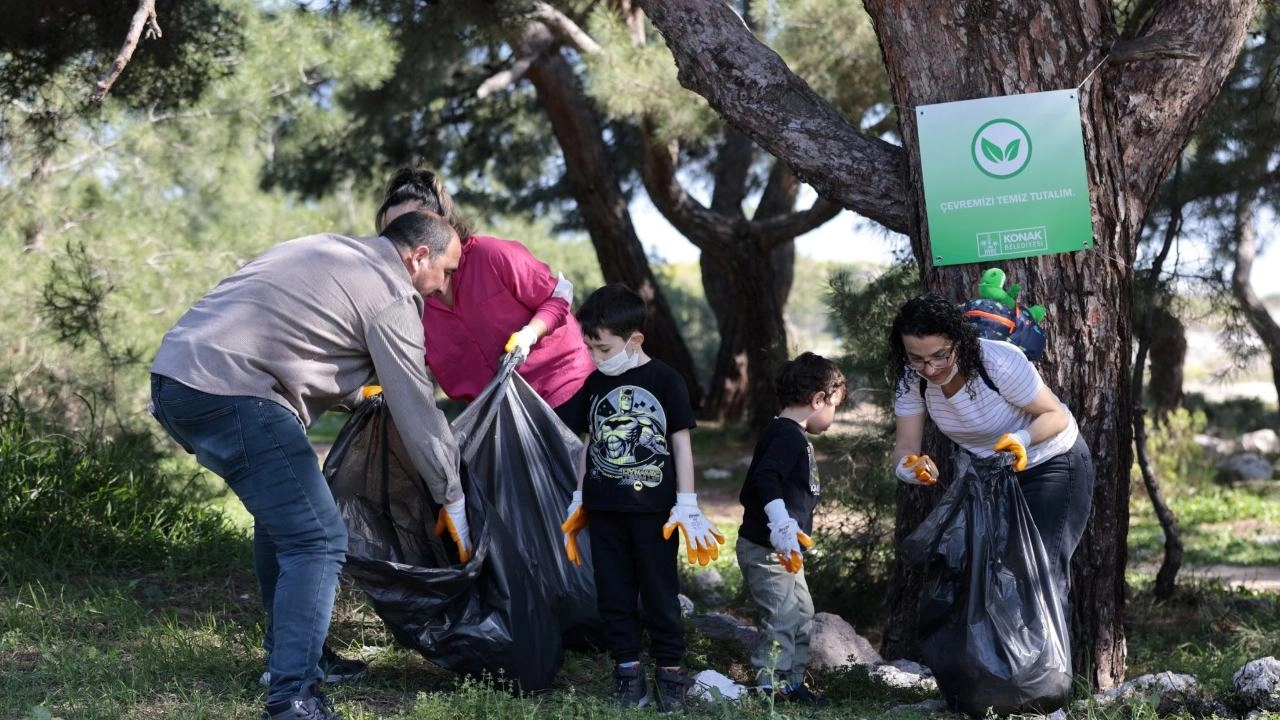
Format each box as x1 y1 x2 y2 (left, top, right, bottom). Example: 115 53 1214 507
6 399 1280 718
1128 409 1280 567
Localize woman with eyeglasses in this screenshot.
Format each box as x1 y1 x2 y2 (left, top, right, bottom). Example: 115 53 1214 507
887 292 1093 591
375 167 595 418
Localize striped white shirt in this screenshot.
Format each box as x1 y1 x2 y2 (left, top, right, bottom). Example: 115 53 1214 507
894 339 1078 468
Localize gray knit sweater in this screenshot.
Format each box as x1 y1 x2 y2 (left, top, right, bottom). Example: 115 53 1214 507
152 232 462 504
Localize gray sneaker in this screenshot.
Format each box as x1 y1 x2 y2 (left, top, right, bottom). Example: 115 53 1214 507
613 663 650 708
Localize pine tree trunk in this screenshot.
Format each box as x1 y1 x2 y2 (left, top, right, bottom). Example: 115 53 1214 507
1231 192 1280 406
638 0 1259 688
522 37 704 405
1146 306 1187 421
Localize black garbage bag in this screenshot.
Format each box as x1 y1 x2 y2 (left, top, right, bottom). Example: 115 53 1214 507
323 355 595 691
900 452 1072 716
451 354 599 638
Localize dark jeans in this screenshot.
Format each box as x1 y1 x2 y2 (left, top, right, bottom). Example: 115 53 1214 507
1016 435 1094 593
587 510 684 667
150 374 348 704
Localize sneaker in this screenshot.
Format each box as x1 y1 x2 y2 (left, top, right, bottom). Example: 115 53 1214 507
261 690 339 720
613 663 650 708
775 683 829 708
654 666 689 713
259 644 369 686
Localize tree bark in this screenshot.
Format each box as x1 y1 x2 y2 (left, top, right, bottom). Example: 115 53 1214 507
638 0 1259 689
1231 191 1280 406
1146 305 1187 421
518 26 704 405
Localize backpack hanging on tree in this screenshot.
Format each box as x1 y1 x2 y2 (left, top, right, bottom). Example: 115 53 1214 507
962 268 1048 361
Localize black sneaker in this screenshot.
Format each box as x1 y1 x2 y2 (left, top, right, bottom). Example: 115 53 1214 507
654 666 689 713
262 688 339 720
613 663 650 708
775 683 829 708
319 645 368 683
260 644 369 686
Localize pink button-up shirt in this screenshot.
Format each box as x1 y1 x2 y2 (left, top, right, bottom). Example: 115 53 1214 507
422 235 594 408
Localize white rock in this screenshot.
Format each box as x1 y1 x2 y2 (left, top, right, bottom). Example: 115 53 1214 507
872 663 938 692
702 467 733 480
808 612 883 669
1234 656 1280 711
1241 429 1280 456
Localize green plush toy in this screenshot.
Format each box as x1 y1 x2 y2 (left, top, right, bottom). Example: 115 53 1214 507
977 268 1046 323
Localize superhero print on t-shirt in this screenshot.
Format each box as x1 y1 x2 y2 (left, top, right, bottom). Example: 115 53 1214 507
587 385 669 492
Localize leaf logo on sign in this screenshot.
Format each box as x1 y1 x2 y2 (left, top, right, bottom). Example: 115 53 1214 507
972 119 1032 179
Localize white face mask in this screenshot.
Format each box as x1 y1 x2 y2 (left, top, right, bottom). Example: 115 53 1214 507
923 363 960 386
595 336 640 376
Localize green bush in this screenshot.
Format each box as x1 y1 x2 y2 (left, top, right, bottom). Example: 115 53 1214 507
804 431 898 626
0 397 248 584
1184 393 1279 437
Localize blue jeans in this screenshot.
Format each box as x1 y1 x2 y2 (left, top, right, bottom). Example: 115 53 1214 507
150 374 348 704
1017 435 1094 595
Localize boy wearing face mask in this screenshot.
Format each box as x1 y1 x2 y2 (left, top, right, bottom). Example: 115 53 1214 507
557 283 723 712
736 352 845 708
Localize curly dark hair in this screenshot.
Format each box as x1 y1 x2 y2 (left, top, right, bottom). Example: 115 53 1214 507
375 167 474 239
888 293 983 400
776 352 845 408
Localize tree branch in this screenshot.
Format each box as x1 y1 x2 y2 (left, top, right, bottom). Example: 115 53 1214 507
532 1 603 55
480 5 605 99
639 118 733 251
92 0 161 102
636 0 910 234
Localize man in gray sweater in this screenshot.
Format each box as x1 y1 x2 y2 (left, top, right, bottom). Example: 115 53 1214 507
150 210 466 720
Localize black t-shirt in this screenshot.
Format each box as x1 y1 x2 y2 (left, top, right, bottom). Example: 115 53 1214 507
738 417 820 548
562 359 697 514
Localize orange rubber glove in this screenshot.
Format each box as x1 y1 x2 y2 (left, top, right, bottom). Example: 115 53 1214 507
993 430 1030 471
433 498 472 563
561 490 588 566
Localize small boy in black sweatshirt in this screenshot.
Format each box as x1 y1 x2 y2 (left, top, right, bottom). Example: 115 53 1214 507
737 352 845 708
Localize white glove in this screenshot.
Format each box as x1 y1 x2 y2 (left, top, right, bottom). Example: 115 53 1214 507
764 499 812 573
895 454 939 485
661 492 726 566
504 325 539 360
434 497 473 563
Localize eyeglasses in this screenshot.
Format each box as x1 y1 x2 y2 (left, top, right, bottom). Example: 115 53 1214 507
906 346 954 370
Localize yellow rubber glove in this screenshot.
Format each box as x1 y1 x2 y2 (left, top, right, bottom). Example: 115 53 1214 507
433 498 472 563
895 454 939 485
662 493 726 566
504 325 539 359
993 430 1030 471
561 490 588 566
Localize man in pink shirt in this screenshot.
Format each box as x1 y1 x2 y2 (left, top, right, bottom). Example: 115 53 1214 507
376 168 595 413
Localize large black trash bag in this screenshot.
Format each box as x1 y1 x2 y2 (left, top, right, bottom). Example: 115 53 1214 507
323 354 593 691
900 452 1072 716
451 354 599 638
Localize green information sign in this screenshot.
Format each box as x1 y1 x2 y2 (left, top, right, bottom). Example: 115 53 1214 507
917 89 1093 267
